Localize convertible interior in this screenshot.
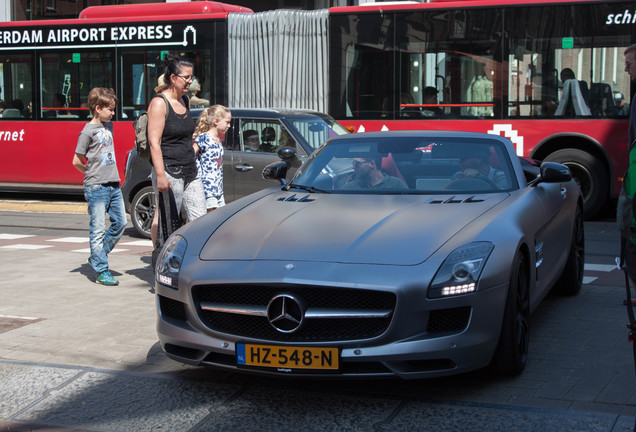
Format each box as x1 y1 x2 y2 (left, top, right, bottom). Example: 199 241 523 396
302 138 526 194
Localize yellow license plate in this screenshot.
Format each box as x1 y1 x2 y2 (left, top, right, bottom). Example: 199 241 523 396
237 343 339 372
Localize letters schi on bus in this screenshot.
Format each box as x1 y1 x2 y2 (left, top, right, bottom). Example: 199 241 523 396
606 10 636 25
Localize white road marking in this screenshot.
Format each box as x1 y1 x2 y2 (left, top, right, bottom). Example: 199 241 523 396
119 240 153 247
46 237 89 243
0 234 35 240
584 264 618 272
0 244 53 250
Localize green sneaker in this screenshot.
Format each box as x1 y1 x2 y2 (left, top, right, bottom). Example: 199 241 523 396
96 270 119 286
87 256 93 267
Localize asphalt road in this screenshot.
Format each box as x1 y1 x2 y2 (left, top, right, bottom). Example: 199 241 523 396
0 197 634 432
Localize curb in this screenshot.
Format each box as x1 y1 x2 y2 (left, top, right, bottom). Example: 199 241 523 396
0 200 88 214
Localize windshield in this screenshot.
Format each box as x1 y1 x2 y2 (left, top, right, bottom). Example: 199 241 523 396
287 116 349 151
290 135 518 194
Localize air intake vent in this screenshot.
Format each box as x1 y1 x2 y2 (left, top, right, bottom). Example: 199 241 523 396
428 196 484 204
277 194 314 202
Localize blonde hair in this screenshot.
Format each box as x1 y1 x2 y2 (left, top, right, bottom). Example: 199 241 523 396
194 104 230 139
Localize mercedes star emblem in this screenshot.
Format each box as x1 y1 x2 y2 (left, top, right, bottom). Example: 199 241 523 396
267 294 304 333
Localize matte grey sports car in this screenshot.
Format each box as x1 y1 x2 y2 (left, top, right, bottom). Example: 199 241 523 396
155 131 584 379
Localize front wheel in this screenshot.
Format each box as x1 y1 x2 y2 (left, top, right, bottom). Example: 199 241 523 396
544 149 608 219
491 252 530 376
130 186 155 239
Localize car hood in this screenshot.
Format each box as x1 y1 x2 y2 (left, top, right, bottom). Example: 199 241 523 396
199 193 508 265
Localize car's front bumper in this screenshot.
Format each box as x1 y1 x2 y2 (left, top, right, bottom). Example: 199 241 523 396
155 259 509 379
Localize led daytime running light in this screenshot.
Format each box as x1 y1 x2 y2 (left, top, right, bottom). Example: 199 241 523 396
442 283 476 296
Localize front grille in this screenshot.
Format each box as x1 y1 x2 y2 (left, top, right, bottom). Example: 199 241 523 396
193 284 396 342
427 307 471 333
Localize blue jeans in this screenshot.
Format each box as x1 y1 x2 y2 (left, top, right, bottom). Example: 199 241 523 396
84 183 127 274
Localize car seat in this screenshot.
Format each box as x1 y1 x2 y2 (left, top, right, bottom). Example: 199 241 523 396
2 108 21 118
381 153 407 184
259 126 277 152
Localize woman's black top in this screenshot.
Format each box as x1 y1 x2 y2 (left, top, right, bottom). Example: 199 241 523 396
159 94 197 181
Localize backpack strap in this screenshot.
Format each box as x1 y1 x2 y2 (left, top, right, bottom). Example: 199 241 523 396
156 94 170 120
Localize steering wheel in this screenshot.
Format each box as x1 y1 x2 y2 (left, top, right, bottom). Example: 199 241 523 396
445 175 498 191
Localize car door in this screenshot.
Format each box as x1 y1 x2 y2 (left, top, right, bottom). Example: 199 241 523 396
223 117 299 201
531 179 576 294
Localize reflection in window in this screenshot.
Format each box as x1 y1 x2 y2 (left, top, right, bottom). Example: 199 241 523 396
120 50 213 121
238 120 285 153
0 54 33 120
330 10 500 120
507 5 631 118
39 51 112 120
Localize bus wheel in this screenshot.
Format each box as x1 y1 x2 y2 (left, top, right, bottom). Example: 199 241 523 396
131 186 155 239
544 149 608 219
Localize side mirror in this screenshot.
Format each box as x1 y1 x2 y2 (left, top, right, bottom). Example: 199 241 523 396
263 147 299 185
262 162 289 185
277 146 297 161
530 162 571 186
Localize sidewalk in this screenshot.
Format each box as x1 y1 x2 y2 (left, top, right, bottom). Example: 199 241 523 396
0 199 88 214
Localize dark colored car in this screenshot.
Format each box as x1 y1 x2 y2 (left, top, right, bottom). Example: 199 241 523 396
154 130 584 379
121 108 349 238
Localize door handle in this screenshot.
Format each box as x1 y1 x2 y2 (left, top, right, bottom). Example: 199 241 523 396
560 187 567 199
235 164 254 172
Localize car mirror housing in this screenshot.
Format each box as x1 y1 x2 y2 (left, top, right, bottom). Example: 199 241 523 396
530 162 572 186
278 146 297 161
263 147 300 184
262 161 289 184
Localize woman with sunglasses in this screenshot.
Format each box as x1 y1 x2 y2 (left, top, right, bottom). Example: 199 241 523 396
147 53 206 252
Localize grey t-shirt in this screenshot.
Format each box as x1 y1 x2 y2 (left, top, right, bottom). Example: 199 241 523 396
74 122 120 186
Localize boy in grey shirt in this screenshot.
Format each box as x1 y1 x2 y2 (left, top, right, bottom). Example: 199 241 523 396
72 87 126 286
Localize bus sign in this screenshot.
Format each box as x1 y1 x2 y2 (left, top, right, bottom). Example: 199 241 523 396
0 22 198 51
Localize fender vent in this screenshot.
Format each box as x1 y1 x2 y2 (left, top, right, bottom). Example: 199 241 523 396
277 194 314 202
428 196 484 204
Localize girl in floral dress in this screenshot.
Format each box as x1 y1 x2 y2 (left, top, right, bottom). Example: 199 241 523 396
194 105 231 212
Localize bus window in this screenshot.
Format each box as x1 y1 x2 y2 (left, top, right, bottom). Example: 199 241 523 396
396 10 500 120
0 54 33 120
331 12 395 120
330 8 502 120
120 51 163 120
507 5 631 119
120 49 213 120
39 51 113 120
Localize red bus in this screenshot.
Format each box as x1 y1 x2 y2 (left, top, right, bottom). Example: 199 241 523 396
0 1 251 193
327 0 634 218
0 0 631 219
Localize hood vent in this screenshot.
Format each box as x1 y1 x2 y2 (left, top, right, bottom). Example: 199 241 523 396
428 196 484 204
277 194 314 203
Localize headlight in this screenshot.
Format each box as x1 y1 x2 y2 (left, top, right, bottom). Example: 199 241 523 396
428 242 494 298
156 234 187 289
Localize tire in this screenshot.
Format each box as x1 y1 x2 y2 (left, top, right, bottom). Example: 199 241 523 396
552 203 584 296
544 149 608 219
130 186 155 239
491 252 530 376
